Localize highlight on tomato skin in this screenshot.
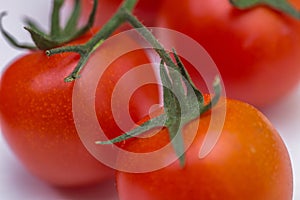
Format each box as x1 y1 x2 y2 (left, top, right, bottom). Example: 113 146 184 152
156 0 300 108
115 99 293 200
0 28 160 187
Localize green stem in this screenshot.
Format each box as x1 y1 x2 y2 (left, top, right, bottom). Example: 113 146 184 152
121 8 178 71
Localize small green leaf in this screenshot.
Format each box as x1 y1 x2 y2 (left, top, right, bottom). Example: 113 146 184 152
160 60 172 89
1 0 98 51
172 50 204 104
160 60 178 117
66 0 98 41
167 123 185 167
96 114 167 144
64 0 81 36
230 0 300 19
24 26 60 50
51 0 64 36
230 0 261 8
0 12 36 50
24 17 45 35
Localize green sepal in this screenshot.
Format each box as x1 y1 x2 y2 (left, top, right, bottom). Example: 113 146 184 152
160 59 186 166
230 0 300 19
50 0 64 37
64 0 81 36
23 17 46 36
172 49 204 105
167 123 185 167
97 53 222 167
0 12 37 50
96 114 167 144
0 0 98 51
24 26 61 50
45 0 138 82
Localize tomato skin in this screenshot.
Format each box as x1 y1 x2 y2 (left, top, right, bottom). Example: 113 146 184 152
157 0 300 107
0 30 159 187
67 0 162 27
116 99 293 200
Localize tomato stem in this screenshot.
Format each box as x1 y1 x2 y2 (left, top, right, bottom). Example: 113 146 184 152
121 8 178 71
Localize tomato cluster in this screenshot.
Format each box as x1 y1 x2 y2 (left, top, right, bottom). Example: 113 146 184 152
0 0 296 199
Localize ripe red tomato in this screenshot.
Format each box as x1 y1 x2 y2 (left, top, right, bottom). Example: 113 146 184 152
0 29 159 187
67 0 162 27
157 0 300 107
116 99 293 200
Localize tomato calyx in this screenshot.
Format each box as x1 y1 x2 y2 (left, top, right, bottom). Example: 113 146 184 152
96 51 221 166
0 0 97 50
230 0 300 19
45 0 139 82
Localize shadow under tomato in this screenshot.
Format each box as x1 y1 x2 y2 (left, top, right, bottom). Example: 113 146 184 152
55 178 118 200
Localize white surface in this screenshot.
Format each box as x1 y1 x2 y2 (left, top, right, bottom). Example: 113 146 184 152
0 1 299 199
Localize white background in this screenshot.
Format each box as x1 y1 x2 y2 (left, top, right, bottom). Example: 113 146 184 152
0 1 299 199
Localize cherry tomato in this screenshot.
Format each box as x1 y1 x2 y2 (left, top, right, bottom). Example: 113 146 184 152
157 0 300 107
116 99 293 200
67 0 162 27
0 29 159 187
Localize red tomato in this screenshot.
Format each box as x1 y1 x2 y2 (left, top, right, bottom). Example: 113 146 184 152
0 29 159 187
157 0 300 107
66 0 162 27
116 99 293 200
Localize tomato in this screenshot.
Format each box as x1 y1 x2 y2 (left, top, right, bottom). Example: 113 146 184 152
66 0 162 27
156 0 300 107
0 29 159 187
116 99 293 200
